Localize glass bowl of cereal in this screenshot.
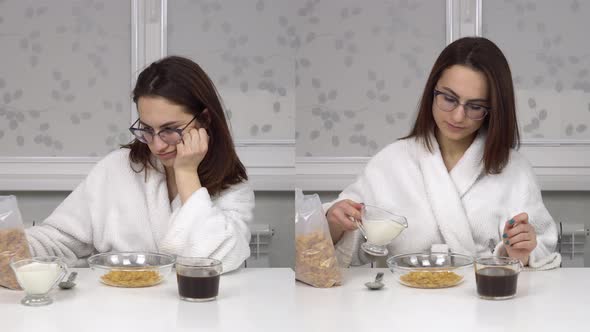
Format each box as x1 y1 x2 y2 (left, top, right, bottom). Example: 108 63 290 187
386 252 474 289
87 252 175 288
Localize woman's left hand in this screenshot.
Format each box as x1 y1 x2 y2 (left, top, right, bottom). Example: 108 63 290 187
503 212 537 266
173 128 209 174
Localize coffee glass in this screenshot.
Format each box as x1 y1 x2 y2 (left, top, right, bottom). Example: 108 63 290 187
475 256 522 300
176 257 222 302
10 256 67 306
355 205 408 256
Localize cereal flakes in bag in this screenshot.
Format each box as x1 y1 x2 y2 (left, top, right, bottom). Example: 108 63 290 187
295 189 341 288
0 196 32 290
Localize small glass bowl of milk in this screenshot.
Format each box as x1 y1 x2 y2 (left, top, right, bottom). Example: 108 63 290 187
356 205 408 256
10 256 67 306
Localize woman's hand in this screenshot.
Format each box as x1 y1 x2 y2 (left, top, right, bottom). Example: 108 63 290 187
173 128 208 203
326 199 363 243
173 128 209 175
503 212 537 266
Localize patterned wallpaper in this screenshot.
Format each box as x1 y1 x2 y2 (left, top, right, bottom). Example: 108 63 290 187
3 0 587 160
169 0 445 155
295 0 446 157
0 0 131 157
168 0 296 141
484 0 590 140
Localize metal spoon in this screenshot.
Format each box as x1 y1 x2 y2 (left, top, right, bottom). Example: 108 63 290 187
58 272 78 290
364 272 385 290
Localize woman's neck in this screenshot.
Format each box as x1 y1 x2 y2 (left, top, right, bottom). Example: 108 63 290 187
435 130 476 172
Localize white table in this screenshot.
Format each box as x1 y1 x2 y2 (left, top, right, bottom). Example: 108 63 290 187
1 268 296 332
3 267 589 331
296 268 590 331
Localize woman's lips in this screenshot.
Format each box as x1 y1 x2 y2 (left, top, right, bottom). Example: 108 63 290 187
157 151 176 160
446 122 465 131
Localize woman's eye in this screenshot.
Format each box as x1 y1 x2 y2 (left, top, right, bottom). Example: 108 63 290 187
468 104 484 111
444 95 457 103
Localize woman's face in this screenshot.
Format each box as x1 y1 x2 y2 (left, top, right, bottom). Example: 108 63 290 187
432 64 489 148
137 96 199 168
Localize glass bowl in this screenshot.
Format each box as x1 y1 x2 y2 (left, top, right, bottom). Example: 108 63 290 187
386 252 474 289
87 252 175 288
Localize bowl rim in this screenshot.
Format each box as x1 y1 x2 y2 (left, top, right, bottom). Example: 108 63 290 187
87 251 176 269
386 252 475 270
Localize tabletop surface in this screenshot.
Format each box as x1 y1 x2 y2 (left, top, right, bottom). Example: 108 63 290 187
296 267 590 331
1 268 296 332
2 267 589 331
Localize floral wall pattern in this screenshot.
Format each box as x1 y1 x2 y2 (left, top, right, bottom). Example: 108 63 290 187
3 0 588 161
295 0 446 157
0 0 131 157
168 0 296 141
484 0 590 140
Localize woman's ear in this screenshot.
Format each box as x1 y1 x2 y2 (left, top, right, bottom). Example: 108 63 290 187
199 108 212 127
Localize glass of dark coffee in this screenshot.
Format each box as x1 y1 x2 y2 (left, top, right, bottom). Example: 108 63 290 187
475 256 522 300
176 257 222 302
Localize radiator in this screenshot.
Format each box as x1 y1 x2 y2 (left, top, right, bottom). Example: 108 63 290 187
244 224 274 268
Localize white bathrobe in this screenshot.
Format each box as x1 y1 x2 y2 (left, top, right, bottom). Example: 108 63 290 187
325 131 560 270
26 149 255 273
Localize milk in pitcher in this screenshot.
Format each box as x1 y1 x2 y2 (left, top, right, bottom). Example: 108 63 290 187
14 261 61 294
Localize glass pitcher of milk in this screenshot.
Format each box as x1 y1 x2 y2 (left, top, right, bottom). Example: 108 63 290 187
355 205 408 257
10 256 67 306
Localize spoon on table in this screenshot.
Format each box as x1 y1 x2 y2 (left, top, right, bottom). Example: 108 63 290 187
58 272 78 290
365 272 385 290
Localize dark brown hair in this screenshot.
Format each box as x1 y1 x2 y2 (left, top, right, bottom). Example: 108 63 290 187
405 37 520 174
122 55 247 196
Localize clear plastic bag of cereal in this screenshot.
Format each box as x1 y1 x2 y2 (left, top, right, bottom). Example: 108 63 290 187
0 195 32 289
295 189 341 288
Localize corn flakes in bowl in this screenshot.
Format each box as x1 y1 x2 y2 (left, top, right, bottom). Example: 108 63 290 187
87 252 175 288
387 252 474 289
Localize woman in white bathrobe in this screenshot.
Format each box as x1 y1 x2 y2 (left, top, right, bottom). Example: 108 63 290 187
326 37 560 269
3 56 254 272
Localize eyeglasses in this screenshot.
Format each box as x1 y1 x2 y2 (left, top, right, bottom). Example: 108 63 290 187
129 115 198 145
433 89 490 120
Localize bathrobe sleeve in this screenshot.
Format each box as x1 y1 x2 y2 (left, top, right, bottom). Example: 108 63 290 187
159 182 255 273
26 164 104 267
493 153 561 270
323 143 406 267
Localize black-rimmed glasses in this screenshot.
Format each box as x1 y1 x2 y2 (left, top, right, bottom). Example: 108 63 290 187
129 115 198 145
433 89 490 120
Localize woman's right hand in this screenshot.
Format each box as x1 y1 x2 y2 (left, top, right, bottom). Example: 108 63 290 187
326 199 363 243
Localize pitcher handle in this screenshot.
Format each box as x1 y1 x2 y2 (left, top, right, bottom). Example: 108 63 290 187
49 260 68 291
353 217 367 239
